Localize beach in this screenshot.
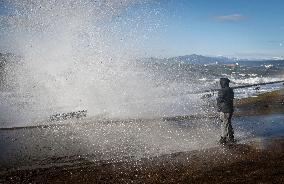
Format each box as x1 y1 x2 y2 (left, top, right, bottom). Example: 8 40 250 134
0 88 284 183
1 139 284 184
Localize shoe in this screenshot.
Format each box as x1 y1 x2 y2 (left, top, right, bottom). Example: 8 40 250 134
219 136 226 145
228 139 236 144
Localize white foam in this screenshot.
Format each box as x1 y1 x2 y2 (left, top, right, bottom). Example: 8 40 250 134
232 76 284 85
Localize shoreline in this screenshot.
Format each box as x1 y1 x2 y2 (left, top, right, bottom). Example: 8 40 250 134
1 87 283 130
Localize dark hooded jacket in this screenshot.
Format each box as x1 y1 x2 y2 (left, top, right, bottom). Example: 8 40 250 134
217 78 234 113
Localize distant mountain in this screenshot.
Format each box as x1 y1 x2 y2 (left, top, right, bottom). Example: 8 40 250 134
159 54 284 66
163 54 240 65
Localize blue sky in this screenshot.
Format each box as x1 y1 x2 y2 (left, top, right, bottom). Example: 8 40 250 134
0 0 283 59
144 0 284 59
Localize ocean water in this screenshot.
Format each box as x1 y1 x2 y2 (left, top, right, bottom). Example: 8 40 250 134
138 59 284 97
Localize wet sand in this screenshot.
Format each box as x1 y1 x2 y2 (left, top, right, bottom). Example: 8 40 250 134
1 138 284 184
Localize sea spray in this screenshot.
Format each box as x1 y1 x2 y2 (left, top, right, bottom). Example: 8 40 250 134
1 0 203 126
0 1 217 165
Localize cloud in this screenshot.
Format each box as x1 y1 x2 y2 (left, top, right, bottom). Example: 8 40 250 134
214 14 247 22
267 40 283 47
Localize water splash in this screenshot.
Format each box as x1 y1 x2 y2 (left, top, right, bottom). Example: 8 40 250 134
0 1 204 127
0 1 250 166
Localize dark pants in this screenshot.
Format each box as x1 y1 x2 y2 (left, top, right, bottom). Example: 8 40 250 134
219 112 234 142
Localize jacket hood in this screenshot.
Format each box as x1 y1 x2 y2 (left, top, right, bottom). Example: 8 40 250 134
220 78 230 88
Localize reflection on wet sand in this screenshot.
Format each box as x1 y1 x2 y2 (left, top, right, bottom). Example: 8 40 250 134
1 138 284 183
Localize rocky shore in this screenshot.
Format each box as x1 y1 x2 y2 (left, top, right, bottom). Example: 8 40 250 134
235 88 284 116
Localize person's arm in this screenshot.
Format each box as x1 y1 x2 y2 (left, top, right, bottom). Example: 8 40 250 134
217 89 225 103
217 89 225 111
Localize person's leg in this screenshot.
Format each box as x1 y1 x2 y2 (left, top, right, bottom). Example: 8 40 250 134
223 113 230 141
227 113 235 142
219 112 227 144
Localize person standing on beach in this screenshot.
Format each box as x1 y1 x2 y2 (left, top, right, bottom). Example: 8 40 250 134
217 78 235 144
